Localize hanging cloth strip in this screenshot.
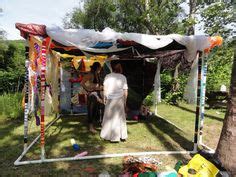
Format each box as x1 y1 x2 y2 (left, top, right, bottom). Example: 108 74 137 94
153 60 161 115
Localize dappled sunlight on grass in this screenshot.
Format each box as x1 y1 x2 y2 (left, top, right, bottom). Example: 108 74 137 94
0 102 224 176
156 102 224 150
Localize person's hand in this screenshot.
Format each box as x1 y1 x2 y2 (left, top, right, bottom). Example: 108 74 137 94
95 85 103 91
103 98 107 105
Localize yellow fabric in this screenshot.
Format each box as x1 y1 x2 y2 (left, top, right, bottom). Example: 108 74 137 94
28 36 42 113
60 54 107 71
178 154 219 177
48 51 60 113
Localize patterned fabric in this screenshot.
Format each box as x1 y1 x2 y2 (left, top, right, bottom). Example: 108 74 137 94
15 23 47 38
40 39 47 147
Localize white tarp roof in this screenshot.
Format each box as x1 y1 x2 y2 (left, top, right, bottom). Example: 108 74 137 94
46 26 212 62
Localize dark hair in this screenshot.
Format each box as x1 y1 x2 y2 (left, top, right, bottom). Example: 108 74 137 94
90 62 101 72
111 61 123 73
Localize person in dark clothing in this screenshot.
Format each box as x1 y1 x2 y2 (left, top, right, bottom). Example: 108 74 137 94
80 62 103 133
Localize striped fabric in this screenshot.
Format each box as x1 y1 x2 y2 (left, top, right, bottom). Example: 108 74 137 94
40 39 47 149
24 47 29 147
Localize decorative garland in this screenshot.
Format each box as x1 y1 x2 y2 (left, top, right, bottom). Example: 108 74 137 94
40 39 47 151
24 47 29 148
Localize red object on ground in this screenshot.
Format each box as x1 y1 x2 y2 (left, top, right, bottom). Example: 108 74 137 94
83 166 96 173
133 115 139 120
132 173 139 177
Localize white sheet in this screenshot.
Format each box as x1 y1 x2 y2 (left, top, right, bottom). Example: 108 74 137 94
46 26 211 63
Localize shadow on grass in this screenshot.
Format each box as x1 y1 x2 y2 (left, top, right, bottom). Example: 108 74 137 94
175 104 224 122
0 113 194 176
140 115 193 160
0 118 24 167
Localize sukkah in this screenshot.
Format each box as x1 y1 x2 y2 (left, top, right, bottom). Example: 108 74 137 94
14 23 222 166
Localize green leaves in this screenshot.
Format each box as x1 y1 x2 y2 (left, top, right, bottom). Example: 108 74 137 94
64 0 184 34
0 40 25 93
201 2 234 38
206 45 233 91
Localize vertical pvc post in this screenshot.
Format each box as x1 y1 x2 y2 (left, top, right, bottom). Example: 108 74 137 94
194 52 202 152
40 39 47 160
23 46 29 151
70 62 74 114
58 59 61 114
199 53 208 144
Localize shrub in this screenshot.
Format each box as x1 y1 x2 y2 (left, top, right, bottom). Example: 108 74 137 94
0 93 24 119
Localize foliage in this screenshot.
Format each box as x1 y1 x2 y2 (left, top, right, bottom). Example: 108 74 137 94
143 92 154 107
64 0 117 30
201 2 234 39
160 71 188 104
64 0 186 34
0 92 23 119
206 45 233 91
200 2 234 91
0 40 25 93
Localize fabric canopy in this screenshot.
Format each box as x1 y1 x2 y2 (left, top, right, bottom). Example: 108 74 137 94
46 26 213 62
16 23 222 64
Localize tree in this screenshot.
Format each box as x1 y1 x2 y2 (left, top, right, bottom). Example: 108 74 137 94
201 2 234 39
214 39 236 176
200 2 236 175
0 40 25 93
64 0 185 35
200 2 234 92
64 0 117 31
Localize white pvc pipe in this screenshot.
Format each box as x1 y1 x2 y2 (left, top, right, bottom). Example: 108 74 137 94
200 143 215 154
156 114 183 131
14 150 197 166
14 116 60 165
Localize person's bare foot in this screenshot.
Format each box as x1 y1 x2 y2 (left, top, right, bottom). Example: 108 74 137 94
89 128 97 134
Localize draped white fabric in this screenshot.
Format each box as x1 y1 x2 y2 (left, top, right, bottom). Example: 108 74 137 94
183 53 199 104
153 60 161 114
46 26 211 63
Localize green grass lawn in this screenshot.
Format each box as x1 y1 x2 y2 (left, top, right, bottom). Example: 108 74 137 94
0 102 225 176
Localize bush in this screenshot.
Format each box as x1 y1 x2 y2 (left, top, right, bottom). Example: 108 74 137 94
0 93 24 119
143 92 154 107
161 71 188 104
0 71 24 93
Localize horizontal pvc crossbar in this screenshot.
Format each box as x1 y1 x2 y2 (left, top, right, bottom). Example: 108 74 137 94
14 150 197 166
14 116 60 165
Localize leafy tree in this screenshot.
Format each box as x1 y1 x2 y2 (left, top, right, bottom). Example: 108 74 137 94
206 46 233 91
214 39 236 176
0 40 25 93
64 0 116 30
200 2 234 92
201 2 234 39
64 0 185 34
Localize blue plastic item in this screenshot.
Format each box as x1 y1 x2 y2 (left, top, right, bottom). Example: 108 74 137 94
72 144 80 151
157 170 177 177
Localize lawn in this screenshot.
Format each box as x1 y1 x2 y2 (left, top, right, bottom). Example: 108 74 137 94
0 102 225 176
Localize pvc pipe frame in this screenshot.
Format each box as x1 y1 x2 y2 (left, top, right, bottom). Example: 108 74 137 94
15 52 213 166
15 114 198 166
14 113 200 166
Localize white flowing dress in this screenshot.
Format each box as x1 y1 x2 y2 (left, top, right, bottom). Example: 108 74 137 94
100 73 128 142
